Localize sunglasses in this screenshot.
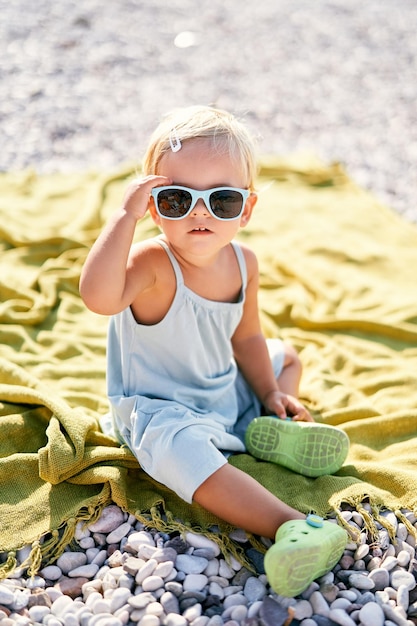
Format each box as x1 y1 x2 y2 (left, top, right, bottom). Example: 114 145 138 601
151 185 249 221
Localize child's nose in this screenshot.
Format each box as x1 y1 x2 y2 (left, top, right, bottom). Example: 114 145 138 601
192 198 209 214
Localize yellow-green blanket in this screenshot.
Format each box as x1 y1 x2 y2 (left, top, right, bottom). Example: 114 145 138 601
1 157 417 575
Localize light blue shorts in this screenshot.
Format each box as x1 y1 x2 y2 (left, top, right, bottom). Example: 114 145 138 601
104 338 285 503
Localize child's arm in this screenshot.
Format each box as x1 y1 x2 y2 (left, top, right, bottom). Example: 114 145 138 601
79 175 169 315
232 247 311 421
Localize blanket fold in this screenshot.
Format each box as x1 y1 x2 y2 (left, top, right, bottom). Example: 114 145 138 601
1 157 417 575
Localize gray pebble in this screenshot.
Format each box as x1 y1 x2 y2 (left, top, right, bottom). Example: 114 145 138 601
68 563 99 579
57 551 88 575
175 554 209 575
243 576 267 602
88 506 125 533
368 567 390 590
160 590 180 614
348 573 375 590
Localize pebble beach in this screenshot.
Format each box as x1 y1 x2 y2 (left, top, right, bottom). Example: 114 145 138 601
1 1 417 625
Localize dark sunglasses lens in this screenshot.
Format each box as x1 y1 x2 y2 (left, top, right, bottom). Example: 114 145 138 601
210 190 244 219
156 189 192 218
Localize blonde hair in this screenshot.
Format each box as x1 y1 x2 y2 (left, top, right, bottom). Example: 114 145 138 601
142 105 258 191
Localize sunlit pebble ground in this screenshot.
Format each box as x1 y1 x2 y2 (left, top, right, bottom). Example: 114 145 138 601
1 0 417 223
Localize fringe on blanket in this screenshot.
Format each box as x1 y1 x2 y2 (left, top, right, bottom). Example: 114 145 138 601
0 494 112 580
2 497 417 580
332 494 417 545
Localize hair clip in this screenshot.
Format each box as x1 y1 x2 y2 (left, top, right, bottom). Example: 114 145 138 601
169 128 182 152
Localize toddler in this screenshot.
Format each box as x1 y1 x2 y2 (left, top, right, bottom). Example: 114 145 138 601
80 105 349 597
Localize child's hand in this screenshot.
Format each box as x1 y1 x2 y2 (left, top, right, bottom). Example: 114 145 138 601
122 175 171 220
264 390 314 422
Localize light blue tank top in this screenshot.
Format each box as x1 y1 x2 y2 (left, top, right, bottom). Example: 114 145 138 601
107 238 247 432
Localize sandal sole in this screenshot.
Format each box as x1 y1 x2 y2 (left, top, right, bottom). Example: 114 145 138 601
245 416 349 476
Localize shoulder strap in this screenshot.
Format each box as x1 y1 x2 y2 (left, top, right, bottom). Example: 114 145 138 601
155 239 184 286
231 241 247 291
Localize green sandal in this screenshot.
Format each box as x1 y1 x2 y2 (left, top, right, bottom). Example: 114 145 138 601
265 514 348 597
245 416 349 477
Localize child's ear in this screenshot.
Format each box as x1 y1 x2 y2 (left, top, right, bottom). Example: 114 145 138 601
240 192 257 227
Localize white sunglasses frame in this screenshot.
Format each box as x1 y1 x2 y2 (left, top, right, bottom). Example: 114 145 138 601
151 185 250 221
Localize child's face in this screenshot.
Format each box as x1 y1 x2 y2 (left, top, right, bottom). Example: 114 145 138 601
149 138 257 258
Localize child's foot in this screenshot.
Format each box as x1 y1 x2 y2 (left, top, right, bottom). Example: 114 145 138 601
264 514 348 597
245 416 349 477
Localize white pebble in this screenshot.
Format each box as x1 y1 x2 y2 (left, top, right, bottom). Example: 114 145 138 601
397 550 411 568
138 545 158 560
88 505 125 533
109 587 132 612
190 618 209 626
106 522 132 544
69 563 99 578
348 572 375 590
63 614 79 626
153 560 174 579
331 598 352 611
39 565 62 581
218 559 234 579
26 575 46 589
51 595 74 616
28 606 51 622
145 601 164 616
136 559 158 584
126 531 155 551
209 581 225 599
183 574 208 591
223 593 247 609
328 607 356 626
175 554 208 574
79 537 96 550
396 523 408 541
138 616 160 626
142 576 164 592
381 555 399 571
391 569 416 590
247 600 262 619
309 591 330 616
183 603 203 621
358 601 385 626
88 613 123 626
293 599 313 620
0 585 15 606
185 532 221 556
44 617 64 626
204 560 219 576
164 614 187 626
91 598 111 614
354 543 369 560
396 584 409 612
57 551 87 574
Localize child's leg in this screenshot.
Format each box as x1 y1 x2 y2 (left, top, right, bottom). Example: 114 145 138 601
193 461 348 598
193 462 304 538
278 342 303 397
